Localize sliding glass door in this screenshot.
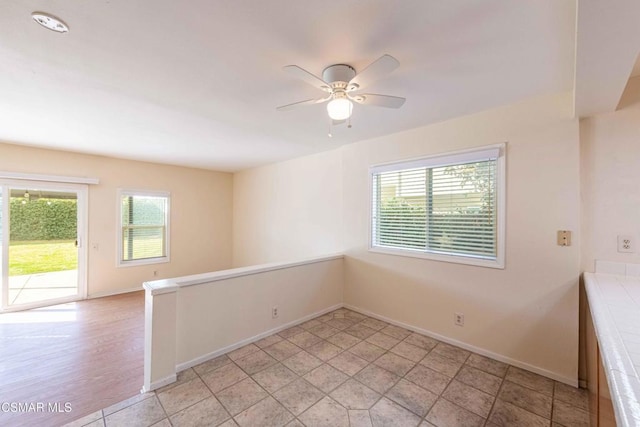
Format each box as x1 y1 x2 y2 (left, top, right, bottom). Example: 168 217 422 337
0 180 87 311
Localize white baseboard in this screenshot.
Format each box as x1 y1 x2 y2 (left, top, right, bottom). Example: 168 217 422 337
140 373 176 393
175 303 344 373
88 286 143 299
344 304 579 387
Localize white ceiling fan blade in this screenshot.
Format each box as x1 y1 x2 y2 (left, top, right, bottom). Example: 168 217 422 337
276 95 330 111
283 65 331 92
350 93 406 108
347 54 400 90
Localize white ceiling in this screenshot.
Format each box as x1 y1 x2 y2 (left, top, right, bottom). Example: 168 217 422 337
0 1 635 172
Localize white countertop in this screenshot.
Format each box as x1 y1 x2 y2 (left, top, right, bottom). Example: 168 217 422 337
584 265 640 427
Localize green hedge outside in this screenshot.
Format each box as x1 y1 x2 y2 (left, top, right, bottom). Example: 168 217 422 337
9 198 77 241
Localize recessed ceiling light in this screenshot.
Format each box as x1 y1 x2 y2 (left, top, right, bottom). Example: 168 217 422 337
31 12 69 33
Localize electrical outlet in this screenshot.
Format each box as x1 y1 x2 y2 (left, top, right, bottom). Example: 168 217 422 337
272 306 278 319
454 312 464 327
618 235 634 253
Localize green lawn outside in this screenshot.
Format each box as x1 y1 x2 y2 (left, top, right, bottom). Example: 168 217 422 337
9 240 77 276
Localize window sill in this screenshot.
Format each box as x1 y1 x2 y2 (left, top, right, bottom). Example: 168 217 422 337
369 246 504 269
118 257 170 268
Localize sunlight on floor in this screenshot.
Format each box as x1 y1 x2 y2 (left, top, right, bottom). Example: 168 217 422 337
0 302 78 324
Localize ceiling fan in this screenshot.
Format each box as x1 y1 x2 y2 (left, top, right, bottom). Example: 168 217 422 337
277 54 405 126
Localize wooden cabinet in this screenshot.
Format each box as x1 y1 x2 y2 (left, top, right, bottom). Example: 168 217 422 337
585 296 616 426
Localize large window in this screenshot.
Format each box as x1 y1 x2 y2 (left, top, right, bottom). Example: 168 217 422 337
118 190 170 266
370 145 505 268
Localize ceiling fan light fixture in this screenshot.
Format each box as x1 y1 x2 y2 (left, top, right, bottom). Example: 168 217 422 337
32 12 69 33
327 98 353 121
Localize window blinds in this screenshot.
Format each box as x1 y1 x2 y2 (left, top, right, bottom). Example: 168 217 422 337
121 194 168 262
372 148 499 260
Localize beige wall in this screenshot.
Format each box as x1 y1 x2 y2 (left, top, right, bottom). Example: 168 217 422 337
0 142 233 297
581 75 640 272
233 149 343 266
232 92 582 383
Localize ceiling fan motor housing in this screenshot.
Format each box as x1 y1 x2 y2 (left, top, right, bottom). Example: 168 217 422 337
322 64 356 89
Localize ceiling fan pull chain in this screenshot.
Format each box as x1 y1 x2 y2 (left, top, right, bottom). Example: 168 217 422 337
328 117 333 138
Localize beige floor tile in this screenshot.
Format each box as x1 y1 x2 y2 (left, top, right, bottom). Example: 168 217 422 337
498 380 552 419
288 331 322 349
215 378 268 416
405 364 451 395
386 378 438 417
201 362 248 393
304 363 349 393
327 351 369 376
403 333 439 351
344 310 367 321
426 398 485 427
308 323 340 339
325 318 356 331
369 397 422 427
379 324 412 340
442 379 495 418
374 353 416 377
488 399 549 427
360 318 388 331
330 379 381 410
390 341 428 362
466 353 508 378
306 340 342 361
299 319 323 330
553 382 589 411
227 344 260 361
63 410 103 427
263 340 302 361
298 396 349 427
104 396 166 427
234 396 294 427
314 313 334 323
366 332 401 350
193 355 232 376
282 350 323 375
432 342 470 364
349 341 387 362
102 391 155 416
286 420 305 427
255 334 284 349
252 363 299 394
327 331 362 350
235 350 277 375
149 420 170 427
349 409 372 427
455 365 502 395
354 364 401 394
345 323 379 340
157 377 212 415
552 400 589 427
169 396 230 427
273 378 324 415
420 352 463 378
278 326 305 339
505 366 554 397
218 419 239 427
154 369 199 395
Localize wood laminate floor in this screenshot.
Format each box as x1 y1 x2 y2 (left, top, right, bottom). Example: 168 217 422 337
0 291 144 427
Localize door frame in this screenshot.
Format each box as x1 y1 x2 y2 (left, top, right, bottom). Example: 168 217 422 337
0 178 89 312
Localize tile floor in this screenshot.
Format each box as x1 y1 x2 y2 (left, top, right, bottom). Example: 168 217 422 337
64 308 590 427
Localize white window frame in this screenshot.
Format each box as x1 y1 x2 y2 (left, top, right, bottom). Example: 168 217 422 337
117 189 170 267
369 143 506 269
